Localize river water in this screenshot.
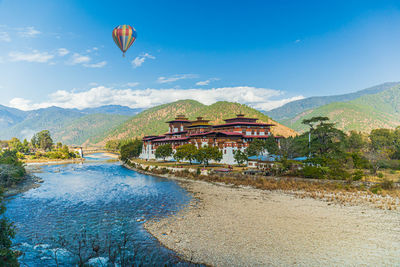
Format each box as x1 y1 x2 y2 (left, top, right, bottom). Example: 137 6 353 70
6 154 196 266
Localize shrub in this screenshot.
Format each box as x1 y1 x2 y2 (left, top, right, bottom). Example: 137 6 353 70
377 172 384 178
370 185 382 194
380 179 394 190
301 166 326 179
352 169 364 181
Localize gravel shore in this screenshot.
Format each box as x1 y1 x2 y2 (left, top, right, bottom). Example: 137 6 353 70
4 174 43 198
145 180 400 266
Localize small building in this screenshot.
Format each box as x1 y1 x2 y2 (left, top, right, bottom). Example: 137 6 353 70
247 154 281 170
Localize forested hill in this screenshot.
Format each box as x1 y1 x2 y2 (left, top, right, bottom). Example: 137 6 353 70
98 100 297 145
281 85 400 133
266 82 400 121
0 105 140 145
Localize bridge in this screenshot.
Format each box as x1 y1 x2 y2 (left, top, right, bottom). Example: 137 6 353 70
69 147 119 158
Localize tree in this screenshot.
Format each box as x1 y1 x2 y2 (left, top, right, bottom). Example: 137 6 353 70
32 130 53 151
264 136 279 155
279 137 296 158
155 144 173 161
8 138 24 153
246 139 266 157
302 117 345 156
22 139 30 153
346 131 366 152
174 144 197 164
56 142 63 150
119 139 143 162
105 140 120 151
369 129 394 151
233 150 247 166
365 149 390 174
195 146 222 167
0 190 19 266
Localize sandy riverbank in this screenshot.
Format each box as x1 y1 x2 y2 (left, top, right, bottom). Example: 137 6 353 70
145 179 400 266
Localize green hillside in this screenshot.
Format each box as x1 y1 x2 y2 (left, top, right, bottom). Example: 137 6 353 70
282 85 400 133
53 114 130 146
266 82 400 121
0 107 83 141
99 100 297 145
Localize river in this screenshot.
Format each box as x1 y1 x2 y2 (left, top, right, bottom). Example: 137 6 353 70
6 154 198 266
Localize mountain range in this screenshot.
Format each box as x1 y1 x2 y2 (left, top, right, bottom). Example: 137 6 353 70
0 105 141 144
267 82 400 133
0 101 296 146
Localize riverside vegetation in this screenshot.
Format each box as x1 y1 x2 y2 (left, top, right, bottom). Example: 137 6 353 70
0 130 81 162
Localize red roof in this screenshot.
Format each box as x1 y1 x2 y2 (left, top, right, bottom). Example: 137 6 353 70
243 135 271 138
189 131 244 137
212 122 275 128
166 120 191 123
164 131 187 135
220 131 243 136
143 136 165 141
152 137 190 142
224 117 258 122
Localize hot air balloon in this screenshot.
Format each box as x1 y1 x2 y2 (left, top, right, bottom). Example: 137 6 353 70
112 25 137 57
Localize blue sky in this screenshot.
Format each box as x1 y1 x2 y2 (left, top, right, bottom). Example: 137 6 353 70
1 0 400 111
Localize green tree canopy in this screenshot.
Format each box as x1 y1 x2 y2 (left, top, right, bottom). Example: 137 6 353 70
233 150 247 166
32 130 53 151
195 145 222 167
0 190 19 266
346 131 366 152
174 144 197 164
120 139 143 162
369 128 394 151
155 144 173 161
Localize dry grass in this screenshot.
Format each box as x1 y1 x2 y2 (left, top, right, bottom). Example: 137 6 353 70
129 159 400 211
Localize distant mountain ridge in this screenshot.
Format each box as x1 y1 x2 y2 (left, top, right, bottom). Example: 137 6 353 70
0 105 141 144
266 82 400 121
282 84 400 133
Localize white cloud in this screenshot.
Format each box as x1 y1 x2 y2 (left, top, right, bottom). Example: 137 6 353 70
69 53 91 65
252 96 304 111
131 53 155 68
8 86 303 112
157 74 198 84
9 50 54 63
295 39 301 43
83 61 107 68
17 26 41 38
86 47 99 53
57 48 69 56
0 31 11 42
124 82 140 87
196 78 220 86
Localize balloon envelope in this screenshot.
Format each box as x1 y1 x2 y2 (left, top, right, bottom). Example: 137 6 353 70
112 25 137 55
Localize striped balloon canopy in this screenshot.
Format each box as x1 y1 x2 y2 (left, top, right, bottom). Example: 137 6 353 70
112 25 137 57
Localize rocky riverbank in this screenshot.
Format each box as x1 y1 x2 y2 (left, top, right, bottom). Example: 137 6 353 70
145 180 400 266
4 174 43 197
